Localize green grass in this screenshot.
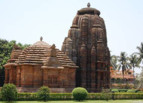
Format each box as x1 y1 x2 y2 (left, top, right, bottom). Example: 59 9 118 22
0 100 143 103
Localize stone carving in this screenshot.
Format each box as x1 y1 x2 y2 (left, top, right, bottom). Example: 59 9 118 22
62 3 110 92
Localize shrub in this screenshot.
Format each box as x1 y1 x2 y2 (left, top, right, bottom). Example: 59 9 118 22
127 89 140 93
72 87 88 101
50 93 72 100
101 89 111 100
0 91 1 100
137 91 143 93
37 86 50 101
118 89 128 92
17 93 37 101
111 89 119 93
1 83 17 101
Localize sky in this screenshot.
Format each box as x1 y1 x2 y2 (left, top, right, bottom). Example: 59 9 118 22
0 0 143 73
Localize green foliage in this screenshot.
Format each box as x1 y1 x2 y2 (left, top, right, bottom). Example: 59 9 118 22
37 86 50 101
111 89 141 93
113 93 143 99
137 42 143 64
17 93 37 101
0 91 1 101
127 89 140 93
87 93 112 100
72 87 88 101
87 93 143 100
1 83 17 101
101 89 111 101
0 39 14 70
0 39 30 70
118 89 128 92
111 89 119 93
1 92 143 100
110 55 118 70
111 89 128 92
0 38 30 86
50 93 72 100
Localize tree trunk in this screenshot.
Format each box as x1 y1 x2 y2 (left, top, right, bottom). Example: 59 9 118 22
133 67 135 85
122 70 125 84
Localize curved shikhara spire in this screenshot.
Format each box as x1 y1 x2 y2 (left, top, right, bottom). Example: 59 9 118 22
61 4 110 92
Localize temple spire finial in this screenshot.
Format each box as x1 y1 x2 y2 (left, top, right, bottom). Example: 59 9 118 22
40 36 43 41
87 2 90 8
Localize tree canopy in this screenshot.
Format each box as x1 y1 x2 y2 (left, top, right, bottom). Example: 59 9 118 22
0 38 30 86
0 38 30 70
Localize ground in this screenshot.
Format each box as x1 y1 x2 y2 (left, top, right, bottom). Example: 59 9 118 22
0 100 143 103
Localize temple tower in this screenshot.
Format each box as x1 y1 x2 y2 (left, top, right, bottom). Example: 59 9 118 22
62 3 110 92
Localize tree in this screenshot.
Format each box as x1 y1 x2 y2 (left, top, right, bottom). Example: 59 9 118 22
136 67 143 89
137 42 143 65
72 87 88 101
1 84 17 101
129 54 140 84
110 55 118 70
37 86 50 101
117 52 131 83
0 38 30 86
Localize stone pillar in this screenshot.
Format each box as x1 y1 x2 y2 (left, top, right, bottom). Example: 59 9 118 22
43 69 47 86
16 66 21 87
9 68 13 83
13 67 17 84
32 66 34 87
42 69 44 86
97 72 100 91
4 69 9 83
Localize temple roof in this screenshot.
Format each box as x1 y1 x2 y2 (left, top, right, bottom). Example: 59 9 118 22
16 40 49 64
13 38 78 68
77 3 100 15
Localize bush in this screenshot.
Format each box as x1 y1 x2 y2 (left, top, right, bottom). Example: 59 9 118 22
111 89 119 93
111 89 128 92
3 92 143 100
1 83 17 101
101 89 111 100
17 93 37 101
72 87 88 101
0 91 2 101
118 89 128 92
50 93 72 100
37 86 50 101
127 89 140 93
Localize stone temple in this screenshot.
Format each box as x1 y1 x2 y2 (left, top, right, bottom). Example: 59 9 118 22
4 3 110 92
62 3 110 92
4 38 78 92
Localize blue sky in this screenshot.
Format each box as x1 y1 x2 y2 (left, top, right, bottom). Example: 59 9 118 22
0 0 143 60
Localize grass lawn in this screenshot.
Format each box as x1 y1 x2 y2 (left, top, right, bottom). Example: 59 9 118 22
0 100 143 103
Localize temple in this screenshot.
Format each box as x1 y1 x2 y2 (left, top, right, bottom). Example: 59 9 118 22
110 68 134 88
62 3 110 92
4 38 78 92
4 3 111 92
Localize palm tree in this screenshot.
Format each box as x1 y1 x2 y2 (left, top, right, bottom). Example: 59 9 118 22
129 54 140 84
137 42 143 64
117 52 131 83
137 67 143 89
110 55 118 70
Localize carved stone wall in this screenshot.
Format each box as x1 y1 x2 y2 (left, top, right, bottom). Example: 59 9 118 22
62 4 110 92
4 40 78 92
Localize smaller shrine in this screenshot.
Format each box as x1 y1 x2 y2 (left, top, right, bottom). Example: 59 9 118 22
4 37 78 92
110 67 134 88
